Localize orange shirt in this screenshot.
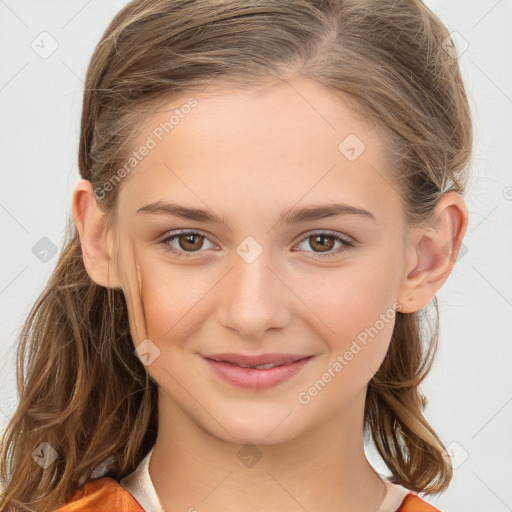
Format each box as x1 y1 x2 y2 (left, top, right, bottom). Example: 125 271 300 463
54 476 442 512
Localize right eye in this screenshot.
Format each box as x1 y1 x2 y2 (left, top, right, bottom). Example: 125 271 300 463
160 230 217 258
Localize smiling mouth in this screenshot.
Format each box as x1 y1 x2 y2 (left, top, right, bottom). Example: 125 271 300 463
221 361 290 369
202 354 314 391
208 359 301 370
203 352 312 366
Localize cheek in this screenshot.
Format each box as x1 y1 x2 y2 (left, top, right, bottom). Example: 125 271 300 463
295 260 399 340
135 262 215 347
291 253 401 381
294 270 398 413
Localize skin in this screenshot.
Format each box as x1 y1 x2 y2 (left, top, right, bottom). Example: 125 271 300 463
73 77 468 512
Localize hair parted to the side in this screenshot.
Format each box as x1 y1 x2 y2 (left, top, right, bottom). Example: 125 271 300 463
0 0 472 510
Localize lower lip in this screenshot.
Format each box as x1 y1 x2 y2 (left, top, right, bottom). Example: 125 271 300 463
204 356 312 391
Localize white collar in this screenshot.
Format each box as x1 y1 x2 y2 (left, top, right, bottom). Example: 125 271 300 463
120 446 411 512
120 446 165 512
376 478 411 512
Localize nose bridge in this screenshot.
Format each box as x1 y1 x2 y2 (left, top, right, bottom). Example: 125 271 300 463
218 236 290 338
233 244 273 298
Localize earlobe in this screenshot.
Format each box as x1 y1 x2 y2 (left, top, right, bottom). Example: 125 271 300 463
72 179 123 289
397 191 468 313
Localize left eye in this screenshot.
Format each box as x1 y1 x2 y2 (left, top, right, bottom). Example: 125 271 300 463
160 230 354 259
295 232 354 258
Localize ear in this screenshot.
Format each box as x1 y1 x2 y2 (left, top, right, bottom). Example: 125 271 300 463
72 179 123 289
397 191 468 313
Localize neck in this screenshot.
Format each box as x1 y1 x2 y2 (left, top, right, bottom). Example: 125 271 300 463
149 388 387 512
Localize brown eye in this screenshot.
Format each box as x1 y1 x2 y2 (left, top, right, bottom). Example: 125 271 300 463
177 233 204 252
296 232 354 259
309 234 335 253
160 230 215 258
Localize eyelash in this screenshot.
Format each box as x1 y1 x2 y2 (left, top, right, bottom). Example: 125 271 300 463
159 230 355 259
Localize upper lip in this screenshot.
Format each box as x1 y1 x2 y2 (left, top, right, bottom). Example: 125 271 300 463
203 353 312 366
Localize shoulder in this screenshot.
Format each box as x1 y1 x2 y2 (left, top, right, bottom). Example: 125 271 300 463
53 477 144 512
397 492 442 512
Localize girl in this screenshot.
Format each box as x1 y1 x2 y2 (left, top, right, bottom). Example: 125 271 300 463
0 0 472 511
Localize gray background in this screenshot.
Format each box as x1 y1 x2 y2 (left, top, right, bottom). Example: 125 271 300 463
1 1 511 511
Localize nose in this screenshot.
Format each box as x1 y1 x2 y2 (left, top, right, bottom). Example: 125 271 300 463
216 248 292 340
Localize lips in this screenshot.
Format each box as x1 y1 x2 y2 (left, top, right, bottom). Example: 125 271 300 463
203 352 311 368
202 353 313 390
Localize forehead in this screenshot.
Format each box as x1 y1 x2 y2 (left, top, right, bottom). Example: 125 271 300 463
118 78 401 225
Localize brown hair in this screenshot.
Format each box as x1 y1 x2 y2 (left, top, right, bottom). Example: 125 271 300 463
0 0 472 510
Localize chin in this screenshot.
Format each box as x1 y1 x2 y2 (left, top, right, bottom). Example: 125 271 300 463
200 408 307 447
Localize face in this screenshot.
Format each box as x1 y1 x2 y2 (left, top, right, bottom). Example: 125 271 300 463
113 78 409 445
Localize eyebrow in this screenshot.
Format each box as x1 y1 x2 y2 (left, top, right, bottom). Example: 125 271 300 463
136 201 376 228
